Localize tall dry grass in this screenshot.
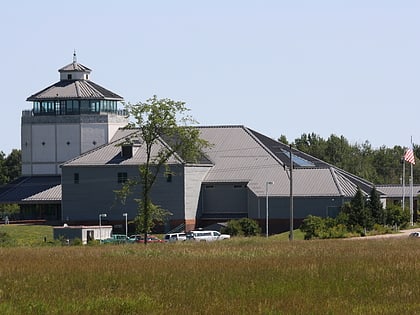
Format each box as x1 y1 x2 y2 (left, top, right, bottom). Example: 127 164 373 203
0 237 419 314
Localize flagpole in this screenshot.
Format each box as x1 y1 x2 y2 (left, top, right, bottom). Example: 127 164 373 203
410 162 414 226
402 157 405 211
410 137 414 226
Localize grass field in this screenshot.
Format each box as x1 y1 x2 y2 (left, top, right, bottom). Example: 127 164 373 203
0 225 419 314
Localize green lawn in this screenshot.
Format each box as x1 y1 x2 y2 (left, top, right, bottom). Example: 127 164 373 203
0 225 419 314
0 224 53 246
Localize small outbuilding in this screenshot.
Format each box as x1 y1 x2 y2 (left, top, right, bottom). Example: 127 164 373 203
53 224 112 244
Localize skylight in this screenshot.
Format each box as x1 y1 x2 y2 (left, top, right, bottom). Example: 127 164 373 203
281 149 315 167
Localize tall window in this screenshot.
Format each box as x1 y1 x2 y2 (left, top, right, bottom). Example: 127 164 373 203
74 173 79 184
118 172 128 183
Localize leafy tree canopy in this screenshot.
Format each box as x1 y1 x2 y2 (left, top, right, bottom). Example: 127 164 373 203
280 133 417 184
117 96 209 242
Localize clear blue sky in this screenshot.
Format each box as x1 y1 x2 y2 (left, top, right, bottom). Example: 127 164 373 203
1 1 419 155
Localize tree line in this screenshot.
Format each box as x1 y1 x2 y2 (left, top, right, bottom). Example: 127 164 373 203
280 133 418 185
0 149 21 185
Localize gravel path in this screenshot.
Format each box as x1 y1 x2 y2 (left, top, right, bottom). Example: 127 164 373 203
348 229 416 240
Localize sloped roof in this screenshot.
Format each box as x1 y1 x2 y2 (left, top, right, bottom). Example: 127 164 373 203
26 80 123 101
3 125 378 205
197 125 374 198
376 184 420 198
59 62 91 72
0 176 61 204
61 129 185 167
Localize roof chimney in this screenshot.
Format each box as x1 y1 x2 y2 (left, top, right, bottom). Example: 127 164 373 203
121 143 133 158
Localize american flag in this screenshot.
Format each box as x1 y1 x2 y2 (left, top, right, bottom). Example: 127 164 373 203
404 148 416 165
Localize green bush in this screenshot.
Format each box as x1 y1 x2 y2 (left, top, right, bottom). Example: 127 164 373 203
301 216 349 240
300 215 325 240
222 218 261 237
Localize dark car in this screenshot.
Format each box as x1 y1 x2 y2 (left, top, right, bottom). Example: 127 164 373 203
129 235 164 243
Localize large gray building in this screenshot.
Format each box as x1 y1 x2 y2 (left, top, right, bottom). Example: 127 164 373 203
0 55 388 233
60 125 375 233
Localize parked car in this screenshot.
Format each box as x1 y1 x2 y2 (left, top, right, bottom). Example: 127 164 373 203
164 233 187 242
103 234 129 244
187 230 230 242
129 234 164 243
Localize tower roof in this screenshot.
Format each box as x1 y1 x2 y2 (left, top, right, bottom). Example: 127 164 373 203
26 80 124 101
58 62 91 73
26 54 123 101
58 50 91 73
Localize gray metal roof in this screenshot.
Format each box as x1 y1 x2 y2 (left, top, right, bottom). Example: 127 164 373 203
3 126 378 205
62 125 375 198
26 80 123 101
376 185 420 198
59 62 91 73
0 176 61 204
197 126 373 198
62 129 184 167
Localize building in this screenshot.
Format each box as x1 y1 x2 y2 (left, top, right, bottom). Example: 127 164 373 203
0 53 128 221
60 125 376 233
53 224 113 245
376 184 420 222
0 55 392 233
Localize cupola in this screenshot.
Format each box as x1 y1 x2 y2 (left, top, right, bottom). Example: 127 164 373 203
58 51 91 81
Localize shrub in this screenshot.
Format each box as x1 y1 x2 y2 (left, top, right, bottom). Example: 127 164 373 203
222 220 243 236
301 215 349 239
222 218 261 237
300 215 325 240
72 238 83 246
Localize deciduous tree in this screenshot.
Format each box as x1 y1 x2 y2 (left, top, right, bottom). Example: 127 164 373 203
118 96 208 243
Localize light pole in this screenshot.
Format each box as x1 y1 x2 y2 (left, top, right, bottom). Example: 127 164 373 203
123 213 128 239
99 213 107 243
266 181 273 238
289 144 294 241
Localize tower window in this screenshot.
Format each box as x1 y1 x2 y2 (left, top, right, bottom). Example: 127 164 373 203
74 173 79 184
67 74 72 80
166 173 172 183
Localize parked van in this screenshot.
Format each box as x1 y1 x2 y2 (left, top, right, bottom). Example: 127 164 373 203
164 233 187 242
187 230 230 242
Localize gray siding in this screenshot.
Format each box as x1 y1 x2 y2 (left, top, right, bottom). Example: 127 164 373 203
184 165 211 220
199 183 248 218
255 196 344 220
62 164 185 222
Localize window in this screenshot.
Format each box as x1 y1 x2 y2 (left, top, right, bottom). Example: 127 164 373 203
118 172 128 183
74 173 79 184
166 173 172 182
67 74 72 80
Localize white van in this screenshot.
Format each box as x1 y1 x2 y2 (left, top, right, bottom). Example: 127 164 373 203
163 233 187 242
187 230 230 242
